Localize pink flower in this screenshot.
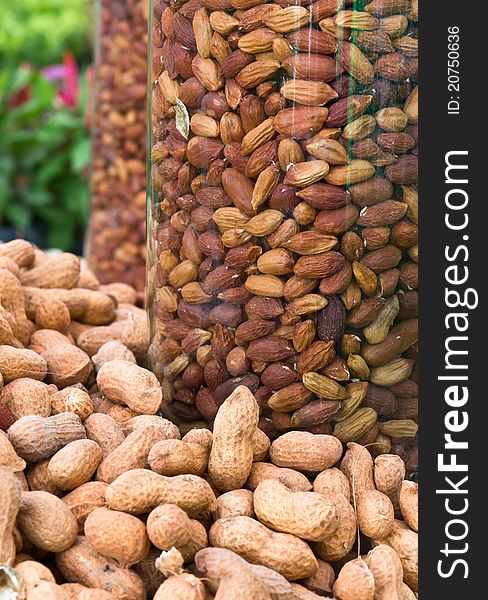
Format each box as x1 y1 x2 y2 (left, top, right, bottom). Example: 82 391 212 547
42 52 80 108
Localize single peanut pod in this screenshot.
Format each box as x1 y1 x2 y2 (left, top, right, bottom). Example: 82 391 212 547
270 431 343 472
154 573 207 600
8 413 86 463
254 479 339 542
20 252 80 289
247 462 312 493
83 413 125 458
18 490 78 552
209 516 318 580
365 544 404 600
106 468 216 516
399 480 418 532
333 558 375 600
97 424 178 484
42 343 91 388
55 536 145 600
148 439 208 476
340 442 375 503
215 489 255 520
215 561 272 599
0 466 22 563
313 493 357 562
380 520 418 592
357 489 395 539
0 430 26 472
313 467 351 501
374 454 406 518
0 346 47 384
96 360 162 414
23 287 116 326
208 386 259 491
50 387 94 421
48 439 103 490
146 504 207 563
0 239 35 267
84 507 150 567
62 481 108 533
195 546 295 598
25 459 62 496
1 378 51 420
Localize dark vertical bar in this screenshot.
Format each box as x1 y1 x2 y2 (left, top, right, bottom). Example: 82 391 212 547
420 0 483 595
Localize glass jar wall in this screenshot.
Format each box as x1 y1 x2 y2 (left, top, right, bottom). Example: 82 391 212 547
147 0 418 473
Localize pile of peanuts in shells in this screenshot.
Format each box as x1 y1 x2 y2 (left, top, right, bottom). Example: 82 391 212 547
147 0 419 476
0 240 417 598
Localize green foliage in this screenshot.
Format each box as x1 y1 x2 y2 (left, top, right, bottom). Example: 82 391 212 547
0 0 92 67
0 66 91 250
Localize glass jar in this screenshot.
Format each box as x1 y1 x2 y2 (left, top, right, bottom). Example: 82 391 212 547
147 0 418 472
86 0 148 290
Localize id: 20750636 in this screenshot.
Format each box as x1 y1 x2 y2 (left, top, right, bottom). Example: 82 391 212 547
448 26 461 115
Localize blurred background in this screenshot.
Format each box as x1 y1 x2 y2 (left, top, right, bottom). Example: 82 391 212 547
0 0 93 253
